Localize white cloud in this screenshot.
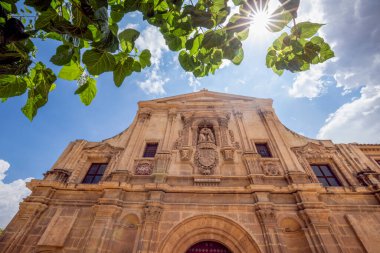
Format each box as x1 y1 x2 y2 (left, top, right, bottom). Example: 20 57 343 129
286 1 380 143
317 86 380 143
0 160 32 228
136 26 168 66
185 73 201 92
288 64 328 99
135 26 170 95
137 69 168 95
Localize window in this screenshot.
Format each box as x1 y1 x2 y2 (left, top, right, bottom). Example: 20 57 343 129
143 143 158 157
376 160 380 166
311 164 341 187
255 143 272 158
82 163 108 184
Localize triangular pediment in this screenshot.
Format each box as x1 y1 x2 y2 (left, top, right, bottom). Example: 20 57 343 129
140 89 272 105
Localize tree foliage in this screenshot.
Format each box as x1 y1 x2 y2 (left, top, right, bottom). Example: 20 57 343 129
0 0 334 120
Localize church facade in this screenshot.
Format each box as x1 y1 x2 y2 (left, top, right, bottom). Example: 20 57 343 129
1 90 380 253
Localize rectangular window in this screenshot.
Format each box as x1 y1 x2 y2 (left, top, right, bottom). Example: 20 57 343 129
376 160 380 166
255 143 272 158
143 143 158 157
311 164 341 187
82 163 108 184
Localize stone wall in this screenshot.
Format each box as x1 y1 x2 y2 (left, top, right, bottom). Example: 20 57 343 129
1 90 380 253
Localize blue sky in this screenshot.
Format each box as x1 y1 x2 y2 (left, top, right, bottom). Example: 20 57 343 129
0 0 379 227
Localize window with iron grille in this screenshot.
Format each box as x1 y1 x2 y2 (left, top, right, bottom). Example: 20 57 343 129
255 143 272 158
143 143 158 157
311 164 341 187
82 163 108 184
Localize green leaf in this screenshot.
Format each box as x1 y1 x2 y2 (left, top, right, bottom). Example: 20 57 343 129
82 50 116 75
232 48 244 65
75 77 97 106
164 34 183 51
118 29 140 52
58 61 83 81
113 57 134 87
139 49 151 68
179 51 195 72
267 5 293 32
292 22 324 38
21 62 56 121
35 8 58 29
50 45 74 66
25 0 52 12
0 75 27 98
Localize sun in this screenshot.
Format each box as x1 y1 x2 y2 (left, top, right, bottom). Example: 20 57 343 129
250 0 272 37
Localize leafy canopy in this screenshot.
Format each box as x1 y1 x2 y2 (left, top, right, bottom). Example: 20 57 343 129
0 0 334 120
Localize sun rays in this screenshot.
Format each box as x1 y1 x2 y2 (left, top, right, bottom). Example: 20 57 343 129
225 0 297 39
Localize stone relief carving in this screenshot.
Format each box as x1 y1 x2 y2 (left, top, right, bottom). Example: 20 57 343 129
179 148 192 161
260 160 281 176
194 127 218 175
229 130 240 149
221 148 234 161
135 162 153 175
44 168 71 183
356 169 380 187
198 127 215 144
256 208 277 223
143 205 162 222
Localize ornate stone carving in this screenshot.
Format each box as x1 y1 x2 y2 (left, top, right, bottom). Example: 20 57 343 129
198 127 215 144
135 162 153 175
194 142 219 175
229 130 240 149
256 208 277 223
143 205 162 222
44 168 71 183
221 148 234 161
356 168 380 187
260 160 282 176
138 111 151 123
179 148 192 161
233 111 243 119
173 130 183 149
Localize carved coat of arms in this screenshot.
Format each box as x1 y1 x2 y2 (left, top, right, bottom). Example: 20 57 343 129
194 127 218 175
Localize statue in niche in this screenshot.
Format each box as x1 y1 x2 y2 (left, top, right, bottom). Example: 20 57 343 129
198 127 215 144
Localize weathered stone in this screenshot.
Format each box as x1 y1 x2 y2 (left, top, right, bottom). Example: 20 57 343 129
1 90 380 253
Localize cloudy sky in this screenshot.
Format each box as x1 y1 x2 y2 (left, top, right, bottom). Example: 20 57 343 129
0 0 379 227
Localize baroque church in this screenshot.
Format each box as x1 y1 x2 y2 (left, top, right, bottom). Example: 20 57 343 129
1 90 380 253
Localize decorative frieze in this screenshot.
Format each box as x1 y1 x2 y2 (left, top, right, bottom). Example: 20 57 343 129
44 168 71 183
259 159 282 176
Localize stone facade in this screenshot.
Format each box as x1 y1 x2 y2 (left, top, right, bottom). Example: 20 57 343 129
1 90 380 253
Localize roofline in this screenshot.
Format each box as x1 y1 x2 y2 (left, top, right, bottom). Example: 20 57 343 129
138 89 273 106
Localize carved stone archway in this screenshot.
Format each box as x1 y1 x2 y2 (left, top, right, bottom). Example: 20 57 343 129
158 215 262 253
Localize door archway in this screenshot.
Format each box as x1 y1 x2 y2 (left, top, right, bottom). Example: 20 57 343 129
158 215 261 253
186 241 231 253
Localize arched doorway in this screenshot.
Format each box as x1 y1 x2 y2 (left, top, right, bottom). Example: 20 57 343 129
158 215 262 253
186 241 231 253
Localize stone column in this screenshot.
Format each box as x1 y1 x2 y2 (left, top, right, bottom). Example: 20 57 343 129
0 202 47 253
84 205 121 253
118 110 151 171
296 192 343 253
233 111 253 152
161 109 177 151
255 204 282 253
138 204 162 253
